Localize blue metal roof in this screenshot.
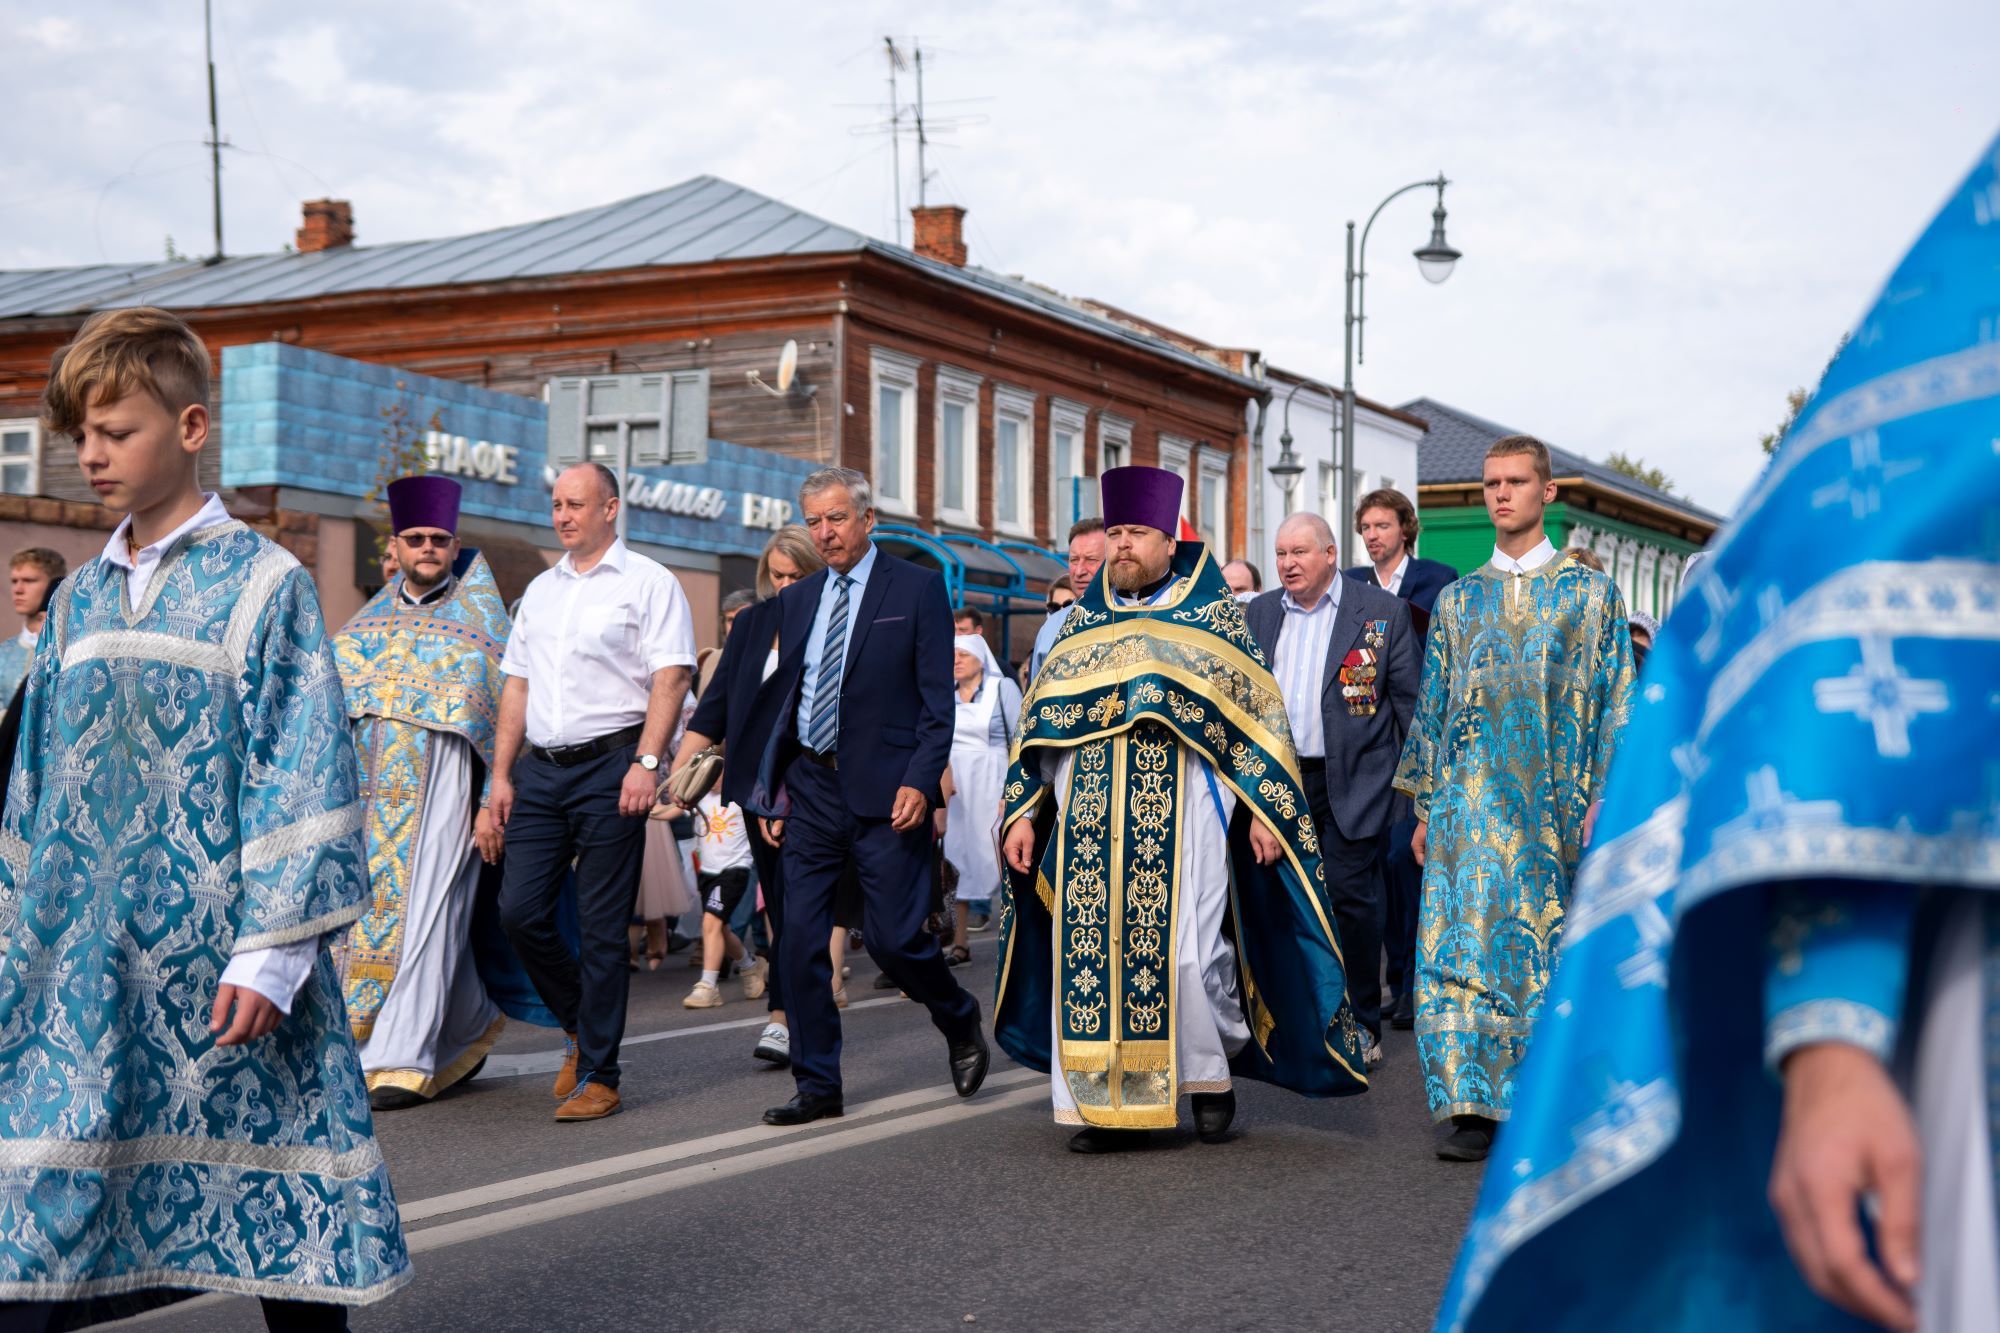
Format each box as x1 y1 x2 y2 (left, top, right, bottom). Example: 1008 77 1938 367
0 177 1259 390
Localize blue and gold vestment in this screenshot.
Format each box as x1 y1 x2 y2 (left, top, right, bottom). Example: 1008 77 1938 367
0 633 31 720
1436 129 2000 1332
0 519 409 1304
332 550 510 1088
995 544 1368 1127
1394 554 1635 1122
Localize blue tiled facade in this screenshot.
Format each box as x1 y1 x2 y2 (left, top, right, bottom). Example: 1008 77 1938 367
220 342 815 559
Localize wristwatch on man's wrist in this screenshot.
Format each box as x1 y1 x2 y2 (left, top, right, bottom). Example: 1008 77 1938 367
636 754 660 772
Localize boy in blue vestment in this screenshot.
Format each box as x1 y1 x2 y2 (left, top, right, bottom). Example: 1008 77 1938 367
0 308 410 1329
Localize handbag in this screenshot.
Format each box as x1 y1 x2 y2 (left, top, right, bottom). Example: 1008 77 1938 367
660 744 723 808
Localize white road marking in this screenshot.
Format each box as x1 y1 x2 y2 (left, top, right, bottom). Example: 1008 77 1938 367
476 996 906 1078
406 1085 1047 1253
402 1066 1042 1222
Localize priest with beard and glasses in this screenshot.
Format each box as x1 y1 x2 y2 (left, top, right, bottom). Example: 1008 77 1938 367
332 475 509 1112
998 465 1370 1154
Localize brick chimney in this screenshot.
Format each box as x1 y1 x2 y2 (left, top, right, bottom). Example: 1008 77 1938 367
911 205 967 266
296 199 354 253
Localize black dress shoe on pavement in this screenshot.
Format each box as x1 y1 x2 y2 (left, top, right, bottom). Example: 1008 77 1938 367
369 1087 427 1113
1192 1090 1236 1143
1391 992 1415 1030
948 1025 990 1098
762 1092 844 1126
1436 1115 1495 1162
872 970 900 989
1068 1127 1150 1154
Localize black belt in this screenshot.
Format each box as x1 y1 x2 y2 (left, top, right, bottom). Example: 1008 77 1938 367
530 724 644 768
1297 757 1327 773
799 747 838 770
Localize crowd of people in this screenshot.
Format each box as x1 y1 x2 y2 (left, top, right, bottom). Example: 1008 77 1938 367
0 199 1986 1330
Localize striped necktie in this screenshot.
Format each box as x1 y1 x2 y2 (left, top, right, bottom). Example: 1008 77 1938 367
805 574 852 753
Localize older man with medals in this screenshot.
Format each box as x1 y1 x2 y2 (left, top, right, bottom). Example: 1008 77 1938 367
998 466 1370 1154
333 475 510 1111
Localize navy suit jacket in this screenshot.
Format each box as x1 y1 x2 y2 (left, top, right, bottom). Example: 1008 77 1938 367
686 597 790 815
1344 556 1457 619
1246 582 1419 842
762 546 955 819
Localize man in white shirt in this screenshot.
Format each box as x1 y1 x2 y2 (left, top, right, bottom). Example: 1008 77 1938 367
1027 517 1105 682
482 462 697 1122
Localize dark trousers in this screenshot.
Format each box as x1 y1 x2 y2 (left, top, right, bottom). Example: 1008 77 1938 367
748 815 786 1014
498 745 646 1089
780 757 978 1098
0 1297 346 1331
1381 813 1423 1004
1301 765 1387 1040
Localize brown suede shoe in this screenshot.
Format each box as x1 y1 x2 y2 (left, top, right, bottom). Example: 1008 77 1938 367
551 1032 580 1100
554 1082 621 1122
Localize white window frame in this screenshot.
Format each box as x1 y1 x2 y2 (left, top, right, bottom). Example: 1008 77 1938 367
934 365 983 529
1197 445 1230 555
1048 398 1090 534
868 348 921 517
0 418 41 498
1319 461 1339 523
1098 412 1133 474
991 384 1037 538
1157 433 1194 521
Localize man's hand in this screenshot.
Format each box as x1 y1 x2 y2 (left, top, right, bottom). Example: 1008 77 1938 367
933 805 949 838
890 786 929 833
760 817 785 847
1003 819 1036 875
620 763 658 817
1412 819 1428 868
1770 1042 1921 1332
474 807 505 864
488 777 515 829
1248 819 1282 866
209 984 283 1047
1583 799 1604 849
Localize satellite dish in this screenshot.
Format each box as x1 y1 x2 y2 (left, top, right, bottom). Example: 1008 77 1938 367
776 339 799 393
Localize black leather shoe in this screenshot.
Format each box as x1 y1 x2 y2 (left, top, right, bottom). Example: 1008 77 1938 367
1192 1090 1236 1143
948 1025 990 1099
369 1086 427 1113
1390 992 1415 1030
762 1092 844 1126
1436 1115 1494 1162
1068 1127 1150 1154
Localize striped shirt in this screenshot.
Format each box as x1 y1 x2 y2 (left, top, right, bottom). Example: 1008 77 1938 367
1271 580 1342 759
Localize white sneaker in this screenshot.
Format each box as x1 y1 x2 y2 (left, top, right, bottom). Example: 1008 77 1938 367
753 1022 790 1067
1361 1031 1383 1068
683 980 724 1009
739 956 769 1000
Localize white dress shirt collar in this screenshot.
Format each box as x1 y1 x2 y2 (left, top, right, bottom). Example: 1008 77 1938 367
399 572 456 607
1380 553 1410 595
559 537 630 579
1281 576 1342 617
1491 537 1558 575
101 492 233 609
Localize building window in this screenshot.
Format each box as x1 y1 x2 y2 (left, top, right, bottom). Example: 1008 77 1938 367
1157 434 1194 522
935 366 982 528
993 385 1036 536
547 371 709 469
1099 412 1132 475
869 348 921 516
1198 447 1229 554
0 420 37 497
1319 462 1338 522
1050 399 1090 533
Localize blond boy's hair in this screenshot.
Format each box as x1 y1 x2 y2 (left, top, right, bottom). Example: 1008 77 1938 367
1484 434 1554 486
9 548 66 580
42 307 211 439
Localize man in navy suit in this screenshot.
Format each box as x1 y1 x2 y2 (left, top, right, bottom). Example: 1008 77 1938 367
1250 512 1419 1060
1344 488 1456 1029
743 467 986 1126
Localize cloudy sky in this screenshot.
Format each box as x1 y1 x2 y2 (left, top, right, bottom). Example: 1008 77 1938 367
6 1 1997 512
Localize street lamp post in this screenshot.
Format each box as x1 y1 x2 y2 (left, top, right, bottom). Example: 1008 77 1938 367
1269 380 1309 518
1340 174 1460 527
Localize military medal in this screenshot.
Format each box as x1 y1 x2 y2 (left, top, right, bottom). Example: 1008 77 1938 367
1340 646 1381 716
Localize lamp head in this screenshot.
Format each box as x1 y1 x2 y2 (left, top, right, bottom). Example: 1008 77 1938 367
1414 186 1460 285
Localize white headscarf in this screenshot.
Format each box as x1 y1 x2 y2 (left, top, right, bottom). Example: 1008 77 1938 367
953 632 1005 743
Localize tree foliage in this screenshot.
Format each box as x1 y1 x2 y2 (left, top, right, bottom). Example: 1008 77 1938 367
366 384 443 563
1761 334 1850 455
1605 451 1675 495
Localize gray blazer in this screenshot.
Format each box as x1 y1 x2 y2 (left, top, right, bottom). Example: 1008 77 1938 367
1245 579 1419 843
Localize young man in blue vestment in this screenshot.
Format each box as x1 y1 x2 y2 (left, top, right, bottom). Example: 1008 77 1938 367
0 308 409 1330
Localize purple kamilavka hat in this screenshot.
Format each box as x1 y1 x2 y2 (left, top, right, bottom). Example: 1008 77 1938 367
387 475 462 534
1099 466 1183 535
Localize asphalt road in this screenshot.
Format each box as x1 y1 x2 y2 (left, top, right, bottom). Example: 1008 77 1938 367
117 938 1482 1333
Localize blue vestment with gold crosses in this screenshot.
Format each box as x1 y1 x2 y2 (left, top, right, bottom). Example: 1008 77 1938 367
1437 129 2000 1332
1394 555 1635 1124
994 544 1369 1124
0 518 409 1305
